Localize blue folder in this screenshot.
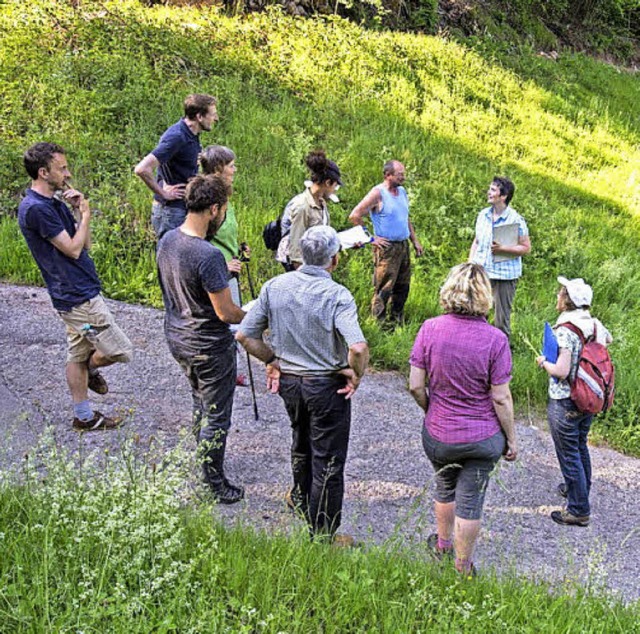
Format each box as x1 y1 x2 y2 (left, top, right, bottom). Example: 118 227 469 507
542 322 558 363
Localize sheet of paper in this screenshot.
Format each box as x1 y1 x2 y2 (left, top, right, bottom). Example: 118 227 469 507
337 225 374 250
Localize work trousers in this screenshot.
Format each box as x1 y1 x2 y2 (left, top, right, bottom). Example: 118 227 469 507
371 240 411 323
278 373 351 537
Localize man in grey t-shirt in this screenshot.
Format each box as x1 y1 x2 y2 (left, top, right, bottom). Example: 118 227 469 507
157 174 245 504
237 226 369 542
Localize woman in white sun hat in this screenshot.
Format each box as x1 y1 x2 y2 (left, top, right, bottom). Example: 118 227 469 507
536 276 612 527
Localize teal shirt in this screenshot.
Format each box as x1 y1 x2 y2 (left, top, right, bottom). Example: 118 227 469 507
211 203 238 262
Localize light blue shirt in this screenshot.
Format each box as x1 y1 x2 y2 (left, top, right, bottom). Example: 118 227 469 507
239 266 366 376
371 185 410 241
472 206 529 280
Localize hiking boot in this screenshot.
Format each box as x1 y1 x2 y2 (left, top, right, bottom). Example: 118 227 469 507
73 411 122 432
550 510 590 527
87 370 109 395
426 533 453 560
557 482 568 498
209 480 245 505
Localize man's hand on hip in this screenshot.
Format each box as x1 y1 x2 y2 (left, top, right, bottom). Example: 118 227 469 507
337 368 361 400
266 362 281 394
162 183 186 201
372 236 390 248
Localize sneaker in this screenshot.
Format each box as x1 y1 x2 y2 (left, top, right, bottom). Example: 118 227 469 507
73 411 122 432
557 482 568 498
550 510 590 527
331 534 357 548
236 374 249 387
426 533 453 560
87 370 109 395
211 481 245 505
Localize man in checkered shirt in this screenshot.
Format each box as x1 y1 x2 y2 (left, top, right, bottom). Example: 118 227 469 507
237 226 369 544
469 177 531 338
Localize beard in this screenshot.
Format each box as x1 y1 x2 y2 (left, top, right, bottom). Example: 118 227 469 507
205 214 224 241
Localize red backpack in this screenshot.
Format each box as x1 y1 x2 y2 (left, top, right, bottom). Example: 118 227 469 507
561 322 615 415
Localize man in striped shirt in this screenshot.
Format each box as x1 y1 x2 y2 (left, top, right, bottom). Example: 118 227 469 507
469 177 531 338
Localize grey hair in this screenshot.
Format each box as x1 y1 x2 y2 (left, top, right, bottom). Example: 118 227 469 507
300 225 341 267
199 145 236 175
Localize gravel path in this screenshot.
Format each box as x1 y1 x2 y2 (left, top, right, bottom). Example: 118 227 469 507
1 283 639 603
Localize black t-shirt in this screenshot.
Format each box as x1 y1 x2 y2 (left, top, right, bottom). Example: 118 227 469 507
18 188 101 311
156 228 232 355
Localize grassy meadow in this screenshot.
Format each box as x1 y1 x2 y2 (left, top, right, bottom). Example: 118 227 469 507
1 432 638 632
1 0 640 452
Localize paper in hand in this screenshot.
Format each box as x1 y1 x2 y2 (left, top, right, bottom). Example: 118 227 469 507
337 225 374 250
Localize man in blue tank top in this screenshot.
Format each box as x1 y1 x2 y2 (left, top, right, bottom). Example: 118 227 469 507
349 160 423 324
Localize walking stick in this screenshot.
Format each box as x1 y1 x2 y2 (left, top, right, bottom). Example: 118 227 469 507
234 252 259 421
240 242 257 300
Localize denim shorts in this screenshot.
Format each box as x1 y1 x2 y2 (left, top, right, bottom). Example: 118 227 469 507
421 426 505 520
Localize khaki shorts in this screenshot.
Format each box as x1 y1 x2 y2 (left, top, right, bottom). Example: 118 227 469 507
58 294 133 364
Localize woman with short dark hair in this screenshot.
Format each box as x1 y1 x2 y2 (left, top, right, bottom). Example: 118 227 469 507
409 263 518 576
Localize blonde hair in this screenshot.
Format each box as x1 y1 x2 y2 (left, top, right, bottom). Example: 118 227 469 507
439 263 492 316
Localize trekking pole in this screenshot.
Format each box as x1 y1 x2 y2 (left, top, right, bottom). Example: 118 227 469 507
234 257 259 421
240 242 257 300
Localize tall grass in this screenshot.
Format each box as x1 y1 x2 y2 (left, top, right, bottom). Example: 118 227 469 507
1 0 639 449
1 432 637 632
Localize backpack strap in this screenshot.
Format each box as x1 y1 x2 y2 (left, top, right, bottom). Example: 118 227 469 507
559 322 585 343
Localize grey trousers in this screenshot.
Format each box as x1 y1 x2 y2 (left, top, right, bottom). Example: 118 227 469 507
491 278 518 338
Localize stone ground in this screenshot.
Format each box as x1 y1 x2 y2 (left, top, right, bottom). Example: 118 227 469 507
1 283 639 603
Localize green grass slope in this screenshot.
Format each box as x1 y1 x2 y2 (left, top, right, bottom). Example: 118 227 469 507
1 0 640 451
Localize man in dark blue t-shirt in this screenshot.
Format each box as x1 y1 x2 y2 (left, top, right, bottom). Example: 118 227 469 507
135 94 218 239
156 174 246 504
18 142 133 431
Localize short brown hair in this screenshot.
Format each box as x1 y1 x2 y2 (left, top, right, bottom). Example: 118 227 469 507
439 263 493 316
23 142 66 180
185 175 229 214
183 94 217 119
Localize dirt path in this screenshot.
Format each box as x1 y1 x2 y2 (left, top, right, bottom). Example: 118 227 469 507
1 283 639 603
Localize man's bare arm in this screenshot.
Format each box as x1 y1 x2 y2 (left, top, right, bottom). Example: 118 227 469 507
134 153 186 201
208 288 245 324
348 188 381 226
338 342 369 399
408 220 423 256
49 199 91 259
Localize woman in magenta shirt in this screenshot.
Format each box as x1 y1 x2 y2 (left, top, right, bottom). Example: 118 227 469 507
409 263 518 576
